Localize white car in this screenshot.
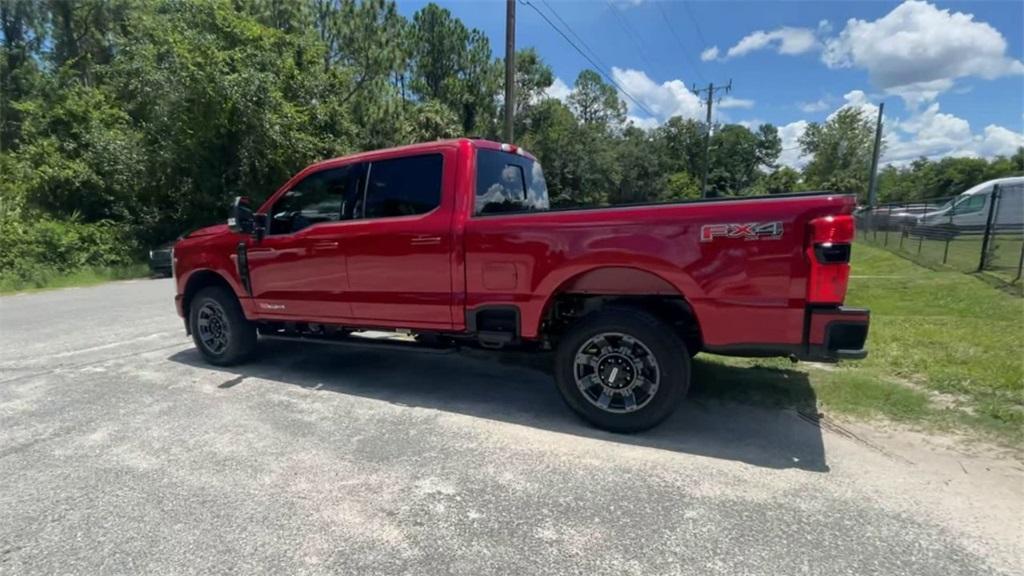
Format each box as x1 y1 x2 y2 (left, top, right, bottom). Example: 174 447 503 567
918 176 1024 230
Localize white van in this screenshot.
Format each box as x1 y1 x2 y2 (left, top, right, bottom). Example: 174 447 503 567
918 176 1024 229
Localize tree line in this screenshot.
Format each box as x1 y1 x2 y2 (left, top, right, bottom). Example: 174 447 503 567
1 0 1020 286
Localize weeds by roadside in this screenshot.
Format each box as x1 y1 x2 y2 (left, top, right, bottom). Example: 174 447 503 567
0 263 151 294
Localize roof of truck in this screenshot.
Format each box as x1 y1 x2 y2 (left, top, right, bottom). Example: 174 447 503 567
307 138 536 171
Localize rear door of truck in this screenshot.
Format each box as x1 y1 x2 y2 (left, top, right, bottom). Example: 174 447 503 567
342 146 459 330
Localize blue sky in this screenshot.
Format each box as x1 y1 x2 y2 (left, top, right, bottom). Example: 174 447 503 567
397 0 1024 167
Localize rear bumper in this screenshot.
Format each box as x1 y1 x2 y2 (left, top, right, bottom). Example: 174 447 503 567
702 306 870 363
802 306 870 362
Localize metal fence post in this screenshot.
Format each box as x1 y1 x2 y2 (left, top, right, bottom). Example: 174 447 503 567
1014 238 1024 284
884 205 891 246
917 199 925 254
977 184 1001 272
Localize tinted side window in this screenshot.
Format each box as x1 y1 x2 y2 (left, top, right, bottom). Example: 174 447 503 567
364 154 443 219
269 166 355 235
475 149 550 215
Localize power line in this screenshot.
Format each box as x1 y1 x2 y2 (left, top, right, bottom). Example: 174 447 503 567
604 0 657 72
520 0 658 118
682 1 710 49
654 1 707 84
539 0 613 76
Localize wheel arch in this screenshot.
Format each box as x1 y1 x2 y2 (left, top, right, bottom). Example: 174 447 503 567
182 269 240 334
536 266 703 350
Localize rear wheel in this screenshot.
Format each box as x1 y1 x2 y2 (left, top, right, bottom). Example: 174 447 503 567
554 308 690 432
189 286 257 366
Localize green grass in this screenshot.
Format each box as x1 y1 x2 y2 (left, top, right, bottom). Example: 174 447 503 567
0 263 151 294
866 229 1024 284
695 243 1024 445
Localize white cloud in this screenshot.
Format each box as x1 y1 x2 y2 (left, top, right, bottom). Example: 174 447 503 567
610 67 704 122
725 27 819 59
823 0 1024 104
544 77 571 102
627 115 661 130
976 125 1024 157
884 103 1024 164
798 98 830 113
777 120 810 169
833 89 880 120
700 46 719 62
776 91 1024 168
718 96 754 109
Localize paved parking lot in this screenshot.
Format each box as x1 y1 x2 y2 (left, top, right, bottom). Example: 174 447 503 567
1 279 1021 575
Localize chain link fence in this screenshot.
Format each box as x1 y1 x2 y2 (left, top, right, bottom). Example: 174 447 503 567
855 182 1024 284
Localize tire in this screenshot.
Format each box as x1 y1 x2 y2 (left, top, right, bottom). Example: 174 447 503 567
554 308 690 433
189 286 257 366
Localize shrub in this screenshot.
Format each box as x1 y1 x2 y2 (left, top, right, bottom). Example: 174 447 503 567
0 213 138 289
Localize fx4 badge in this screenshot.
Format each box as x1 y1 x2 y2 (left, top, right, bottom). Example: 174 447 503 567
700 222 784 242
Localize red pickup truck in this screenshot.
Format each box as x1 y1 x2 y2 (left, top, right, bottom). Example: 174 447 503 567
173 138 868 431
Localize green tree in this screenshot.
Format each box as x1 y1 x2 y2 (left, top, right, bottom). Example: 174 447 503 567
653 117 704 178
611 125 660 205
661 171 700 200
758 166 801 195
507 47 554 138
408 3 498 134
518 98 580 205
706 123 781 195
1 0 46 151
567 70 625 129
800 107 879 198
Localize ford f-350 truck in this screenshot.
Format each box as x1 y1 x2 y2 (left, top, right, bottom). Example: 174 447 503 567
173 138 869 431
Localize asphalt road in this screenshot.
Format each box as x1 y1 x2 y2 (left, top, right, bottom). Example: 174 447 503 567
1 279 1020 575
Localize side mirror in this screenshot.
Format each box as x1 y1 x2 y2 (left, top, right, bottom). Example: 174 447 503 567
227 196 255 234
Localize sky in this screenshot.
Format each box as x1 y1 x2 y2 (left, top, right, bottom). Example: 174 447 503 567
396 0 1024 168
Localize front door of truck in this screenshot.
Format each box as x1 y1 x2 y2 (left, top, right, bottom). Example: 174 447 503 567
343 152 455 329
248 164 361 321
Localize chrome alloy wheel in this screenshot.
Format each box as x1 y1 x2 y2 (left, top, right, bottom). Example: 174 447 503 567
573 332 661 413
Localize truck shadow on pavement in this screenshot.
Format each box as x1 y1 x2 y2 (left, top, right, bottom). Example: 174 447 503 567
168 341 828 472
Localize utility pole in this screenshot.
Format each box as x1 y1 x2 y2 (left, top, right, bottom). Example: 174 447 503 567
504 0 516 144
691 80 731 198
867 101 885 208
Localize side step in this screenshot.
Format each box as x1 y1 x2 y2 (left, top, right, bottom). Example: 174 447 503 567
260 331 457 355
477 330 514 349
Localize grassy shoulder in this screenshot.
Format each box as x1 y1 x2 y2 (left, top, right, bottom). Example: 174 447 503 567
0 263 151 294
694 243 1024 445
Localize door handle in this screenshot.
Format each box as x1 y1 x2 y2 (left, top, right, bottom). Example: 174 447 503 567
312 241 339 249
410 235 442 246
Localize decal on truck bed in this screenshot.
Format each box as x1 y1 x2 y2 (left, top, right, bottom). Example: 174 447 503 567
700 222 784 242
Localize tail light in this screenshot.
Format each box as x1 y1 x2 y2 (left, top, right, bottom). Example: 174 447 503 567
806 215 854 304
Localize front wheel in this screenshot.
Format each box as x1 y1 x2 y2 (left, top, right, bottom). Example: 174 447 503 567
554 308 690 433
189 286 257 366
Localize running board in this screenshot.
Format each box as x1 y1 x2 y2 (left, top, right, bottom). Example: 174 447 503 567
477 330 514 349
259 333 457 355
